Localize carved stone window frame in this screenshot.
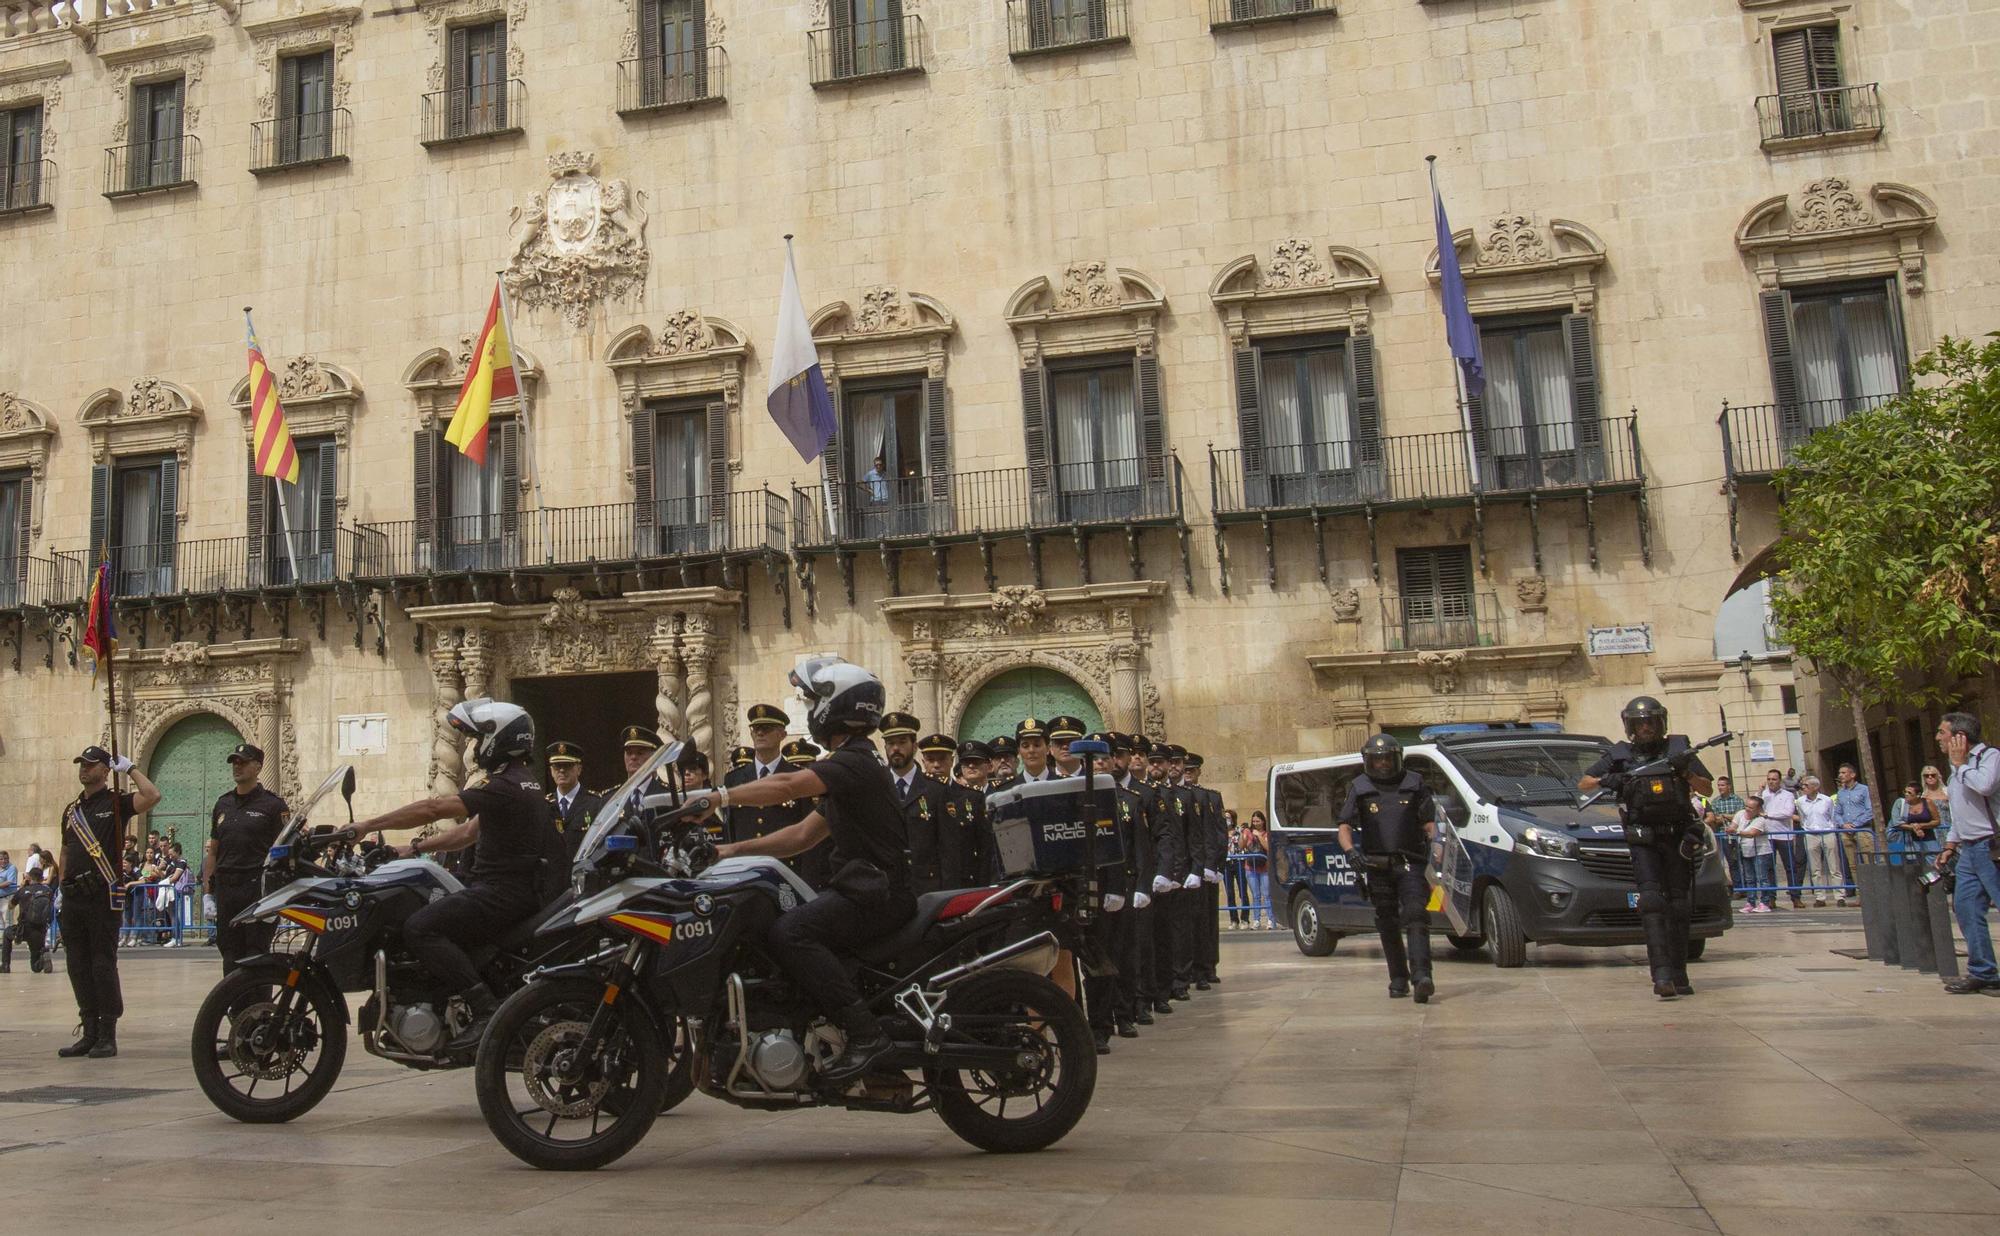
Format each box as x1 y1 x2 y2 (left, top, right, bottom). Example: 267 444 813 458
245 5 359 123
0 58 68 165
102 34 212 147
0 392 56 543
1736 177 1937 351
1305 642 1584 751
77 378 203 525
227 359 363 515
422 0 528 92
1208 239 1382 347
809 288 956 384
1004 261 1166 362
401 340 543 431
606 309 749 474
1425 216 1608 316
1741 2 1863 90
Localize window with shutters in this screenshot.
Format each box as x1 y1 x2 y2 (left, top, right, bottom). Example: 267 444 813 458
1394 545 1479 651
277 51 336 166
1009 0 1127 56
440 423 513 571
111 454 175 597
1048 356 1143 524
259 437 337 585
840 378 928 539
813 0 922 85
626 0 718 111
439 19 511 141
0 103 45 213
1757 280 1905 451
124 77 186 192
0 471 23 607
1476 318 1582 488
1246 334 1387 508
650 402 712 554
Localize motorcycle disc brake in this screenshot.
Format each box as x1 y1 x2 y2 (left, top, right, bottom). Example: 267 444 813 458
229 1001 313 1081
522 1019 614 1119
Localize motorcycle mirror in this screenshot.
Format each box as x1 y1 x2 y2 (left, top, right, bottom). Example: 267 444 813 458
341 766 356 801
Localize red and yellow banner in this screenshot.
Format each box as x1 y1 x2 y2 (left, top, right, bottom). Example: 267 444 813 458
444 282 519 466
245 311 300 484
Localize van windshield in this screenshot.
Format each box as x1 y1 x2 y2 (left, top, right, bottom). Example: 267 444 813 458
1452 741 1608 804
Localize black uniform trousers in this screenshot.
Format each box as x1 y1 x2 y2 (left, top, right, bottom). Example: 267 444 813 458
2 918 48 970
767 862 915 1018
1112 905 1146 1021
1174 888 1201 988
1200 879 1222 980
60 886 123 1021
1629 836 1694 982
1083 910 1121 1035
404 878 540 996
212 873 277 975
1148 891 1177 998
1366 859 1433 985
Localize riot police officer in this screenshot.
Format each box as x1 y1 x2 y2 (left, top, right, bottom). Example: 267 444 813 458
1338 734 1439 1004
202 743 290 974
1579 697 1715 1000
545 741 603 862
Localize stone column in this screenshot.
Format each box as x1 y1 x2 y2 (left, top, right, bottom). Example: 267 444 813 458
1109 641 1143 731
457 627 495 775
652 615 688 742
906 650 940 729
684 631 716 758
255 689 282 794
428 631 465 795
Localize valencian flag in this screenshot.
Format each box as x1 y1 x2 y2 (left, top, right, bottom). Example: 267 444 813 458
81 560 117 679
444 281 519 466
245 310 300 483
766 238 836 462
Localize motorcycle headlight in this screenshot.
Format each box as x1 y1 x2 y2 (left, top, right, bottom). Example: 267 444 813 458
1519 826 1580 860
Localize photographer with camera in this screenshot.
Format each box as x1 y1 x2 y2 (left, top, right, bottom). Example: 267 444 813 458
1338 734 1438 1004
1936 712 2000 995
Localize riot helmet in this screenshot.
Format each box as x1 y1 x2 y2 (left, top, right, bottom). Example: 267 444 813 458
789 656 885 746
1361 733 1403 783
447 698 535 772
1621 695 1668 754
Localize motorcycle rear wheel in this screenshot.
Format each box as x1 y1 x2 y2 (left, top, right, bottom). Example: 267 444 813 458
925 969 1096 1153
475 976 670 1171
190 967 348 1123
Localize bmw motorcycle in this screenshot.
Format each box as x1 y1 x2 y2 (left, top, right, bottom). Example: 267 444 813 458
188 763 686 1124
474 740 1114 1171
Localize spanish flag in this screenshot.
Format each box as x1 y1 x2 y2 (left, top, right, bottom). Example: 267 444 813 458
245 310 299 484
444 282 519 466
82 560 117 680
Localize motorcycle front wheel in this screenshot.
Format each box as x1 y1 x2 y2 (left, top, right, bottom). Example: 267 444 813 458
190 967 348 1123
475 976 670 1171
925 969 1097 1153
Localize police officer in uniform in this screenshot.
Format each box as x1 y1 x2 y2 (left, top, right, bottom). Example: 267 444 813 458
944 739 992 887
882 713 951 895
358 699 557 1053
1015 718 1057 781
1121 735 1163 1024
1339 735 1439 1004
620 725 661 783
987 735 1021 792
783 737 822 767
725 707 812 853
545 741 604 862
1185 752 1225 988
918 732 956 783
1579 697 1714 1000
727 745 755 776
1048 716 1087 775
1088 732 1146 1045
57 745 162 1059
202 743 289 974
1160 745 1204 998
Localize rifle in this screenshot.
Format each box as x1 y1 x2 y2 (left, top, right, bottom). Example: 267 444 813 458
1578 731 1735 810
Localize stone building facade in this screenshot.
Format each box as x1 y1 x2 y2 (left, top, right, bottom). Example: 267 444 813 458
0 0 1995 855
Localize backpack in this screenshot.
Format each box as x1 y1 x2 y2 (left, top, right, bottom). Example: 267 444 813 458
16 885 54 929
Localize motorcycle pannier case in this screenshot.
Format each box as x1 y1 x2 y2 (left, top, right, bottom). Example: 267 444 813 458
986 777 1125 878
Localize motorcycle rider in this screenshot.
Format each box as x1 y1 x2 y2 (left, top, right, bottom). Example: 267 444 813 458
1338 734 1439 1004
702 657 915 1084
356 698 556 1053
1579 696 1714 999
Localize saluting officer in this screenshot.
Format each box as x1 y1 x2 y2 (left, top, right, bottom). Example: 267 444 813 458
987 735 1021 792
882 713 952 895
944 739 992 887
1184 753 1225 989
58 745 162 1059
918 732 956 783
202 743 290 974
545 741 604 862
1579 697 1714 1000
1339 735 1439 1004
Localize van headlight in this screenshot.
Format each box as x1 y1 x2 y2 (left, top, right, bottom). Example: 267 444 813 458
1519 826 1580 861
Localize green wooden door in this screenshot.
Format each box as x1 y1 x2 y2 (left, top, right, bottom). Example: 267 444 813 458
148 713 245 867
958 668 1103 743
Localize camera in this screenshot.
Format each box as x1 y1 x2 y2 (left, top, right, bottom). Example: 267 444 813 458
1919 849 1957 891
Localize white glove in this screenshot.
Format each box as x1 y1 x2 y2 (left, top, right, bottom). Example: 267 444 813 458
1151 875 1173 895
1204 868 1222 883
1183 873 1201 890
1103 894 1126 913
110 755 135 774
1133 891 1152 910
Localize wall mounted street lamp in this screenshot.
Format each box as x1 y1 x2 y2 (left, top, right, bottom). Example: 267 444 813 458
1737 650 1755 689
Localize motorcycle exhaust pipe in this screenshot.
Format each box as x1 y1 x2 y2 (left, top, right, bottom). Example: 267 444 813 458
931 930 1060 989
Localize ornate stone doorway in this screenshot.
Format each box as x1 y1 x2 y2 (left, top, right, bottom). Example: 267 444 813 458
959 668 1104 743
511 670 658 790
147 712 246 864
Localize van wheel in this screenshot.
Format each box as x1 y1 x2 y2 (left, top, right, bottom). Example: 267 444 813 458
1482 888 1528 969
1686 937 1707 961
1446 933 1484 954
1291 892 1339 957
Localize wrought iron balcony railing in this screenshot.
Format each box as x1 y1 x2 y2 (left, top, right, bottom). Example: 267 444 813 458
0 553 83 610
251 108 352 173
349 490 787 580
809 14 924 86
1756 83 1883 145
1007 0 1129 57
1718 393 1897 481
617 47 727 114
1381 589 1502 652
59 531 350 601
420 79 526 147
791 456 1185 550
1209 0 1337 31
1 157 53 214
103 134 199 198
1210 416 1642 518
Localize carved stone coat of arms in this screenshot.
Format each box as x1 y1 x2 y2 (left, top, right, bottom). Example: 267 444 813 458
504 151 650 329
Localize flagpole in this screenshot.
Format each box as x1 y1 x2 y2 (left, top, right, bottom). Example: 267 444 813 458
495 273 544 510
247 308 306 584
785 234 838 540
1428 157 1483 491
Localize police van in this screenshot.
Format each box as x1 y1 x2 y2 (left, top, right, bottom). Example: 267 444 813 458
1268 725 1732 966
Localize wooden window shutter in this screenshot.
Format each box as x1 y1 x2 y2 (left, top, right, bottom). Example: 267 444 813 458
89 463 110 560
923 374 950 504
498 420 521 544
1435 546 1473 605
1135 352 1166 481
1028 0 1052 48
0 109 12 204
1806 25 1843 91
413 429 437 566
639 0 663 104
245 448 266 584
1232 343 1266 505
492 19 510 127
125 82 148 190
1020 362 1052 499
1088 0 1108 41
1773 29 1813 96
1347 333 1384 466
706 399 729 522
692 0 710 98
448 26 471 131
1562 312 1603 450
630 403 656 540
822 391 847 530
278 53 301 164
1759 289 1802 433
315 441 338 554
15 474 33 584
156 455 179 576
1397 547 1435 599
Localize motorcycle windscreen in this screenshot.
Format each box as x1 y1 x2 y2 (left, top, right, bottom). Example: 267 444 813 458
573 740 684 868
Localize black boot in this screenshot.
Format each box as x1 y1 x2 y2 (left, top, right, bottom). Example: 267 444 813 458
1152 999 1173 1015
1093 1030 1112 1055
1116 1018 1139 1039
446 984 500 1056
87 1019 118 1058
1135 1008 1155 1025
1413 976 1435 1005
57 1016 98 1058
822 1004 893 1084
1388 981 1410 999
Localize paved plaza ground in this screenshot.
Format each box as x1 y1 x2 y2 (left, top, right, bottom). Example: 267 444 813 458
2 913 1998 1234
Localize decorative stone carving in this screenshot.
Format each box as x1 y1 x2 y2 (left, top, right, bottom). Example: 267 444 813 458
0 392 35 431
1794 177 1871 233
425 0 528 91
1416 650 1466 695
504 150 650 329
249 9 357 122
1056 260 1121 311
1141 681 1165 739
1515 576 1548 613
0 62 63 156
278 355 332 400
1261 238 1330 290
1733 180 1938 295
119 638 307 800
990 586 1048 632
0 391 53 539
1425 218 1607 317
109 45 209 144
154 641 211 680
517 588 646 675
1480 214 1553 266
650 308 715 356
906 649 941 676
853 286 913 334
1330 587 1361 622
78 381 202 518
428 631 465 794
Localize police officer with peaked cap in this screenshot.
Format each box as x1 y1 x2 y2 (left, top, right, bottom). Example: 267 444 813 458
545 741 604 862
727 745 755 774
1048 716 1088 776
1085 731 1146 1046
1142 740 1192 1009
918 732 957 782
619 725 661 783
203 743 289 975
1184 752 1226 988
944 739 992 888
882 712 951 894
987 735 1021 792
1339 734 1440 1003
57 744 161 1059
1015 718 1057 782
1159 744 1203 999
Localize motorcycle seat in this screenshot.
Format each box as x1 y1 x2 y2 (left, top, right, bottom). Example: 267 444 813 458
852 885 1010 965
468 892 575 966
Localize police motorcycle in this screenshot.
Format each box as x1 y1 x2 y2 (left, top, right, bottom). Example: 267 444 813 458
474 739 1117 1171
186 763 612 1123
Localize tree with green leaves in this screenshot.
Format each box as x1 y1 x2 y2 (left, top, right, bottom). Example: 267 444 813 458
1771 334 2000 841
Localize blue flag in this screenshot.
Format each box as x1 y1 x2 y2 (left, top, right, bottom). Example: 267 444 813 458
766 242 837 463
1433 178 1485 399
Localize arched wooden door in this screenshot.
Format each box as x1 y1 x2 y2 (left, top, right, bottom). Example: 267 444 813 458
958 668 1103 744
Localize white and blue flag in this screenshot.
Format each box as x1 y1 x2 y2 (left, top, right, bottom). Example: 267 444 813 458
766 239 837 463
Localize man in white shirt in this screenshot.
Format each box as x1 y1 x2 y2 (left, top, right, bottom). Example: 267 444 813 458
1795 776 1843 907
1759 769 1802 909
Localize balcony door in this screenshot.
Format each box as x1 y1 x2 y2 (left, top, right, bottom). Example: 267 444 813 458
279 51 334 164
642 0 708 105
112 456 174 597
835 0 905 78
1791 282 1903 429
1050 359 1141 524
450 20 508 136
0 472 23 607
842 381 927 538
653 405 711 554
1 104 42 210
128 78 183 191
1261 337 1362 506
261 437 336 585
445 430 506 570
1396 545 1477 652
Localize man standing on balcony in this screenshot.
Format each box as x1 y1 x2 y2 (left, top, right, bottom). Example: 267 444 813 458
863 453 890 505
